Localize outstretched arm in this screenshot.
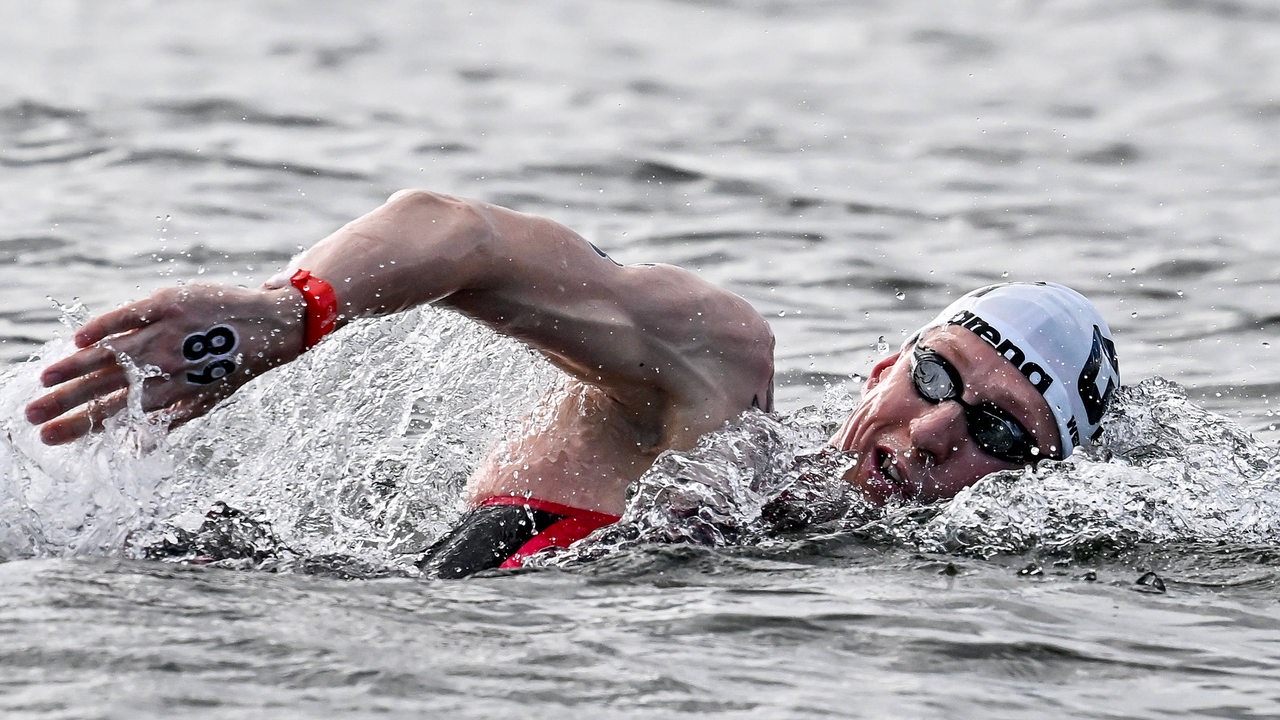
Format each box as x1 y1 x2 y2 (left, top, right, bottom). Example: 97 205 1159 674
26 190 774 445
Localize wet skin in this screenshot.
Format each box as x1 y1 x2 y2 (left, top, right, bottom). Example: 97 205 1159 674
829 325 1061 507
23 191 775 517
23 190 1060 517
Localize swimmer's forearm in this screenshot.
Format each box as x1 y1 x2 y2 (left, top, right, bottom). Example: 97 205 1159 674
26 190 502 445
260 189 761 402
26 188 773 445
264 190 519 324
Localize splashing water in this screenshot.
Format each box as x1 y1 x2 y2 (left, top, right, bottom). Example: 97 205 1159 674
4 301 1280 572
564 376 1280 568
882 377 1280 558
0 299 178 557
0 306 555 566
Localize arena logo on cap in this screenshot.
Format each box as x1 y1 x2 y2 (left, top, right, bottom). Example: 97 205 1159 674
1078 325 1119 427
943 310 1054 394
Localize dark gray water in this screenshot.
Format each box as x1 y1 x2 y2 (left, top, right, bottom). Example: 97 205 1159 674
3 1 1280 717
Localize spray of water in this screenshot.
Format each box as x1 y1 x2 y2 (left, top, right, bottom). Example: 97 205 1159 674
884 377 1280 558
0 305 554 567
0 300 176 558
562 376 1280 568
3 301 1279 573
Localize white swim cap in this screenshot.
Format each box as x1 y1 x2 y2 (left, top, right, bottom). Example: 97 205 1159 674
908 282 1119 459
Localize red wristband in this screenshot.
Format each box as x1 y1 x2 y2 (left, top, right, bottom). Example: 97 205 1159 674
289 269 339 351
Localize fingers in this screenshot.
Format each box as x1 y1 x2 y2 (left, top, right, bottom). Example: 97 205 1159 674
27 368 214 445
29 283 291 446
26 364 129 427
35 391 130 446
73 298 160 348
27 341 233 445
37 345 120 388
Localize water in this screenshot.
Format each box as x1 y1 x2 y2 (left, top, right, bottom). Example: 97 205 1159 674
3 0 1280 717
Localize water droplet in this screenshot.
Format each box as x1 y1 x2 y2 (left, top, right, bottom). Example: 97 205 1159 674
895 290 905 301
874 336 890 353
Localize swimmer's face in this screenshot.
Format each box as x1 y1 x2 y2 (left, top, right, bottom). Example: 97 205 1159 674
828 326 1061 506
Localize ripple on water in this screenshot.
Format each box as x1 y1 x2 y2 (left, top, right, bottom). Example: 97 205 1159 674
151 99 334 128
108 148 369 182
0 100 111 168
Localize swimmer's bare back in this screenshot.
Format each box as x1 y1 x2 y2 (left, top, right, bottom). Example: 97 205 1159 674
26 190 775 515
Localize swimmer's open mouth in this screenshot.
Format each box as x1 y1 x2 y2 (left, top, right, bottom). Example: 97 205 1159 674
876 448 911 497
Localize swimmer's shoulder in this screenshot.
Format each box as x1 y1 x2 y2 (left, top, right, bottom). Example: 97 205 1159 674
610 260 776 409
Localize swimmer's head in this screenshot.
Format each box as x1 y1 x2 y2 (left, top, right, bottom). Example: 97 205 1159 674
906 281 1119 459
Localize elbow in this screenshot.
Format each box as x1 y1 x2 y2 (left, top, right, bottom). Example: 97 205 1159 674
384 189 481 224
385 188 454 207
381 189 498 278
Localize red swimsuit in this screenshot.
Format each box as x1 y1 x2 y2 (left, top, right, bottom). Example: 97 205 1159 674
478 496 621 569
416 495 621 578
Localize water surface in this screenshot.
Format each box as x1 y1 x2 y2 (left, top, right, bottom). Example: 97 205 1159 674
3 1 1280 718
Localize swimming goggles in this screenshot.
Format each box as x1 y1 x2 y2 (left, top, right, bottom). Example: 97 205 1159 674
910 347 1042 464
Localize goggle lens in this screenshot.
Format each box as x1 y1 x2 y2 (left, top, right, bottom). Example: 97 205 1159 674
910 348 1040 464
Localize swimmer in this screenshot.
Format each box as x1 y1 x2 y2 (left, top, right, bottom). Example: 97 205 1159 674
23 190 1119 576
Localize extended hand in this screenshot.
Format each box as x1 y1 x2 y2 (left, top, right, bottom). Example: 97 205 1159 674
25 283 305 445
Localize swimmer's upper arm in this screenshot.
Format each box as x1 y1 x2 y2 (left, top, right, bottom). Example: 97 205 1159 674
442 201 774 421
294 189 774 422
26 189 771 447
